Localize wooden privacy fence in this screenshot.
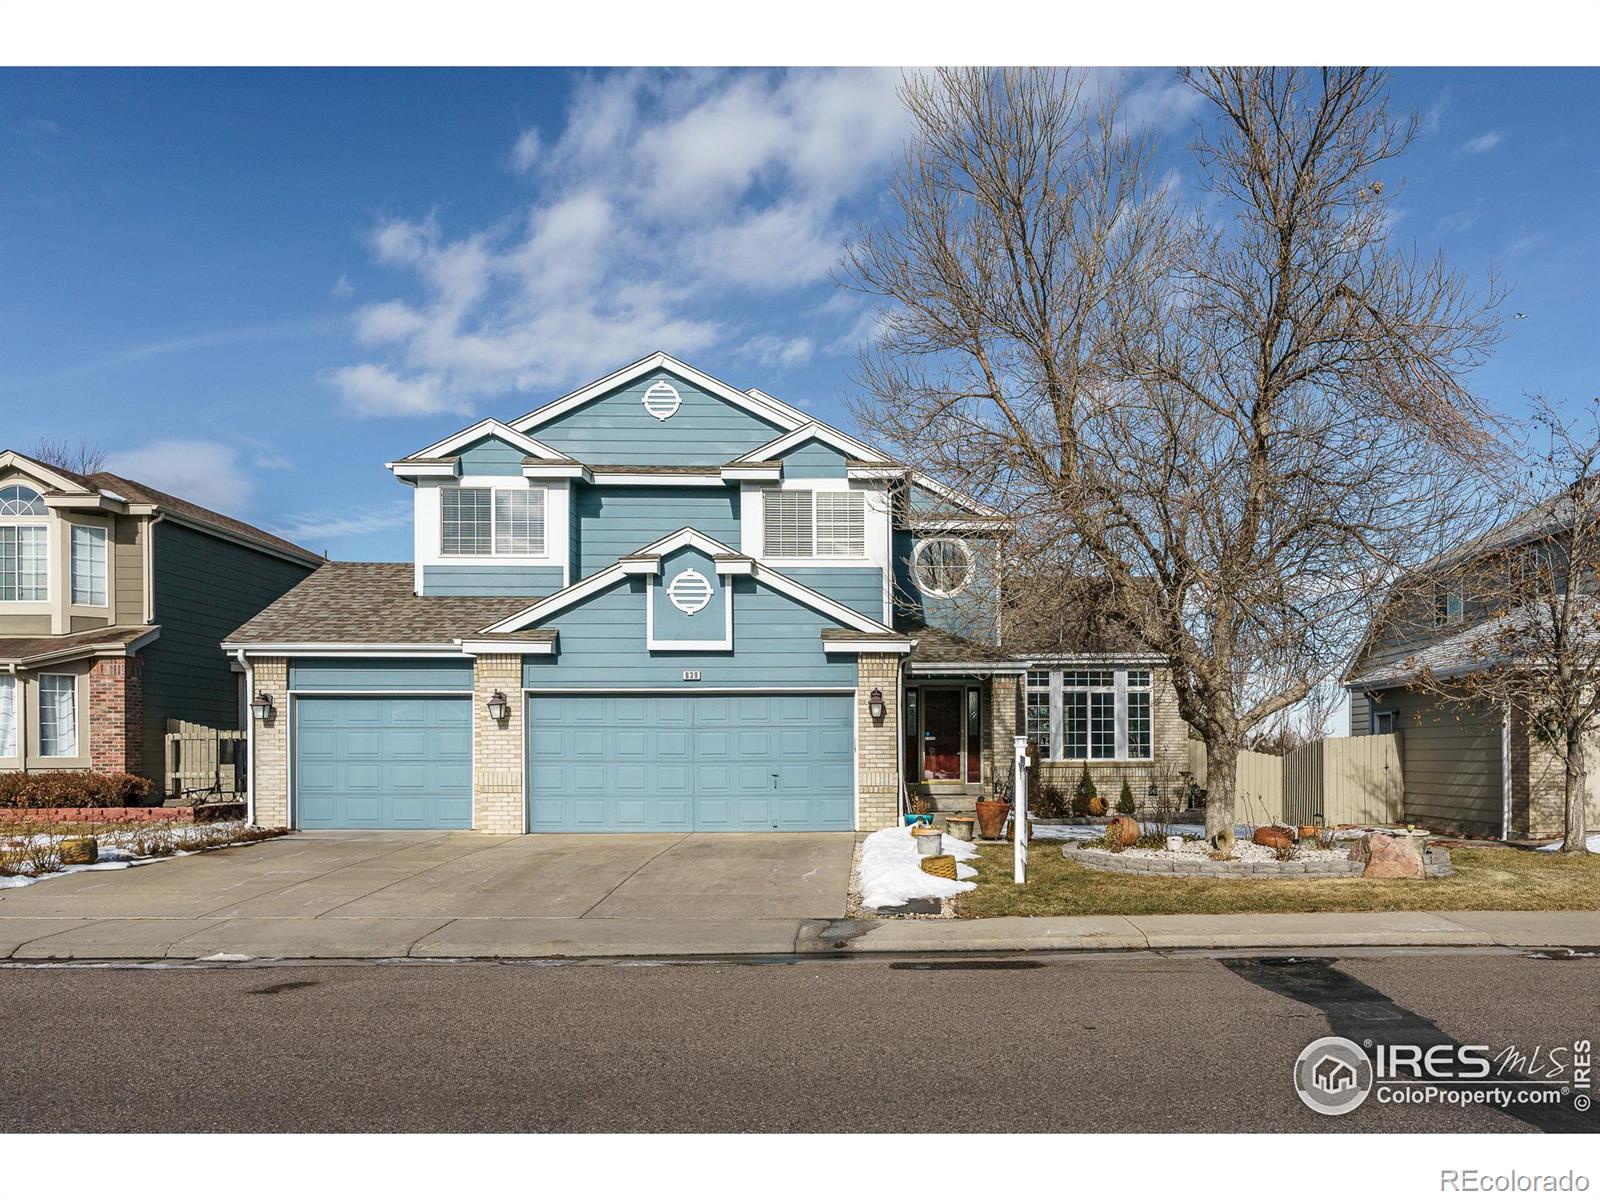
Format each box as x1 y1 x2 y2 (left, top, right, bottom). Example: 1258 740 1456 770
1187 733 1404 827
164 719 246 799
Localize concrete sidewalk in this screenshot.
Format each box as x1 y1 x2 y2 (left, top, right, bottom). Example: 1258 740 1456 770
0 908 1593 961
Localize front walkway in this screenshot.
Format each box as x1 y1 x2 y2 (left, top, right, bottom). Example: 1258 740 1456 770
0 829 857 959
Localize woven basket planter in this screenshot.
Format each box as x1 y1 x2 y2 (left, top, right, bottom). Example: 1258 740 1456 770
919 854 957 880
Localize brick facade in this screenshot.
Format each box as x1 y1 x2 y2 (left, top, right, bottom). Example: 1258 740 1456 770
249 657 289 827
1033 667 1189 814
471 653 524 835
855 653 901 831
87 655 144 777
987 674 1019 788
1507 706 1574 841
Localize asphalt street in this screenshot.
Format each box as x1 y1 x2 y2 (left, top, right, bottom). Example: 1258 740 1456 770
1 947 1596 1133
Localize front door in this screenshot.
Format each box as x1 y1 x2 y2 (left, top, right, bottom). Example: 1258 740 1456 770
921 688 964 781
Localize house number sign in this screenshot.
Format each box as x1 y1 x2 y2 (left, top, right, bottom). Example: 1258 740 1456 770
682 670 702 681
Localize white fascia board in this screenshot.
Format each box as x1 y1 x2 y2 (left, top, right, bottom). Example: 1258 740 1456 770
908 662 1028 674
713 557 754 575
821 637 914 654
222 642 468 656
385 460 460 479
1023 652 1168 665
846 464 906 482
734 422 890 466
902 516 1012 532
633 526 741 558
43 493 129 513
509 352 806 436
590 471 724 487
522 463 592 481
481 566 631 633
907 470 1005 519
748 561 895 635
0 451 93 494
619 557 661 576
720 465 782 482
408 417 571 462
458 638 557 656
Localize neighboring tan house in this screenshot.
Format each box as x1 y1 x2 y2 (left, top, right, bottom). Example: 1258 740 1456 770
225 352 1183 834
1343 499 1600 841
0 450 322 794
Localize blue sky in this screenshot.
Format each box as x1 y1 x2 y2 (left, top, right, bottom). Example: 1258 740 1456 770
2 67 1596 561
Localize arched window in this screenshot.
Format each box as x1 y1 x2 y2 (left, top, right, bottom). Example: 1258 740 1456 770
912 537 974 597
0 485 45 516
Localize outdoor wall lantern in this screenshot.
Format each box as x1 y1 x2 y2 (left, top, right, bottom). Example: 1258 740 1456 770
486 689 510 722
250 692 274 722
1148 782 1159 801
868 687 886 721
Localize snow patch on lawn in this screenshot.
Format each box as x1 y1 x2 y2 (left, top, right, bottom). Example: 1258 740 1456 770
1537 833 1600 853
857 826 980 909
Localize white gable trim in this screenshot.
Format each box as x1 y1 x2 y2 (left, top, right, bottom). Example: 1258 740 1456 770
734 422 890 467
907 470 1007 520
480 525 895 636
0 451 95 494
404 418 573 464
509 352 807 436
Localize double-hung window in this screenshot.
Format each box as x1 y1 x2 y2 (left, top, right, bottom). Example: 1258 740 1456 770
1025 666 1154 761
71 525 108 606
38 674 77 758
441 487 545 557
0 675 16 758
762 489 864 558
0 526 48 602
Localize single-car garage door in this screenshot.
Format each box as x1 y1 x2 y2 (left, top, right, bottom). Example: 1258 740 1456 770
296 696 472 829
527 693 853 832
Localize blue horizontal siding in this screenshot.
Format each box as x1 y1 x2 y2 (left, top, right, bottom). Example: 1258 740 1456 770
291 657 474 692
783 567 884 622
574 486 741 577
775 438 849 479
892 530 999 640
457 435 526 476
523 575 856 689
422 564 563 596
531 369 786 465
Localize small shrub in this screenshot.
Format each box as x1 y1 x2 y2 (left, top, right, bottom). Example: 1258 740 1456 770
1072 765 1098 818
0 770 153 809
1099 826 1126 854
1273 842 1300 862
1030 782 1070 821
1116 780 1136 815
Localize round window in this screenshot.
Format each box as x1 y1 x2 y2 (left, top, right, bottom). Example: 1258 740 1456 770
913 537 974 597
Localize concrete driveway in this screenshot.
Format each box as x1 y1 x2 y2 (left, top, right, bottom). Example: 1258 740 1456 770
0 830 858 960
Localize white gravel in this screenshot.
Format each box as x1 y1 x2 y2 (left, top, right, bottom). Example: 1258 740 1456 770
1111 838 1348 864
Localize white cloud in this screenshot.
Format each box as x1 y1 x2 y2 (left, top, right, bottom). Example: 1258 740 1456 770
1118 71 1206 133
1462 130 1503 154
106 439 253 512
330 273 354 299
740 333 815 369
332 69 911 416
272 503 412 545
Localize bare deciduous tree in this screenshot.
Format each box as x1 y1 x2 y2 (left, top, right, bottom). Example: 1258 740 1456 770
30 436 108 475
1408 400 1599 854
844 67 1503 839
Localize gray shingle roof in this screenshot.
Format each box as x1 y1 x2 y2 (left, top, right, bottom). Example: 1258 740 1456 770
0 625 158 666
225 562 543 645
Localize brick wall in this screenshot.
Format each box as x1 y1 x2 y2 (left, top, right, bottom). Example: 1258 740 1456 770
472 654 524 835
856 653 901 831
1033 666 1188 814
1511 706 1570 841
250 657 289 827
987 674 1019 788
88 655 144 777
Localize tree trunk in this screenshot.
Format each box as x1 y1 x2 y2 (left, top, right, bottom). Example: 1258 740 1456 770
1563 729 1590 854
1205 740 1239 841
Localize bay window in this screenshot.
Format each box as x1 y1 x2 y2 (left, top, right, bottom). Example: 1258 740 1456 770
441 486 545 557
762 489 864 558
1024 666 1154 761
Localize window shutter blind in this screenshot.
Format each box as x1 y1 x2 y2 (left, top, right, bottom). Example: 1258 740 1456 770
763 491 814 556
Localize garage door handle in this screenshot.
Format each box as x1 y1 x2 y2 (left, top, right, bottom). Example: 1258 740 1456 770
772 772 779 789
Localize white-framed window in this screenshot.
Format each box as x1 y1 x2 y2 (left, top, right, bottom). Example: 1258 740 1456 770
0 675 16 758
913 537 974 597
71 525 108 606
441 486 546 557
0 485 46 516
1026 666 1154 761
38 673 77 758
762 489 865 559
0 524 48 601
1434 582 1464 626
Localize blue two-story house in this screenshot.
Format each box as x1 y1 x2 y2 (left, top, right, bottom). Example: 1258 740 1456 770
227 352 1182 834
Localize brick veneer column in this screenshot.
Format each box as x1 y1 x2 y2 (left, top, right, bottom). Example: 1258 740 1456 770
1520 712 1569 841
472 654 525 835
856 653 902 831
988 674 1019 790
251 657 289 827
88 655 143 777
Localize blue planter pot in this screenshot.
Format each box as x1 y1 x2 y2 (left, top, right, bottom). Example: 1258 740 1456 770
903 813 934 827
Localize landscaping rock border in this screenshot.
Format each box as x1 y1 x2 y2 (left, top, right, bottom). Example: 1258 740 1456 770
1061 843 1454 878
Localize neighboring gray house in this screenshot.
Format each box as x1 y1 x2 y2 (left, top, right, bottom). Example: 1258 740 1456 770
225 352 1183 835
1343 501 1600 841
0 450 322 794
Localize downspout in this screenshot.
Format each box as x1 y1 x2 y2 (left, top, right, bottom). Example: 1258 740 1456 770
236 649 255 827
6 665 22 775
895 654 907 824
1501 702 1512 842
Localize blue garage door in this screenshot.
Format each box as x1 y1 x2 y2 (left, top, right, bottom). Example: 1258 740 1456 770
296 696 472 829
528 693 853 831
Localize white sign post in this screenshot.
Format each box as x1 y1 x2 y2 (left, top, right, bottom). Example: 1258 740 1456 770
1013 734 1031 884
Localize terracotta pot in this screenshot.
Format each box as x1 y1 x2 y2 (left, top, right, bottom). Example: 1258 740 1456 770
1088 796 1107 817
974 799 1011 840
1253 826 1293 850
1298 825 1322 841
1106 814 1139 846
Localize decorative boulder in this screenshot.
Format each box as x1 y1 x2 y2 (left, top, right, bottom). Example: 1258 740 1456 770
1348 832 1424 879
1253 826 1294 850
58 836 98 866
1106 814 1140 846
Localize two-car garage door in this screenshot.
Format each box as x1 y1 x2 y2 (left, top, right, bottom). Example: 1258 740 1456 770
527 693 854 832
